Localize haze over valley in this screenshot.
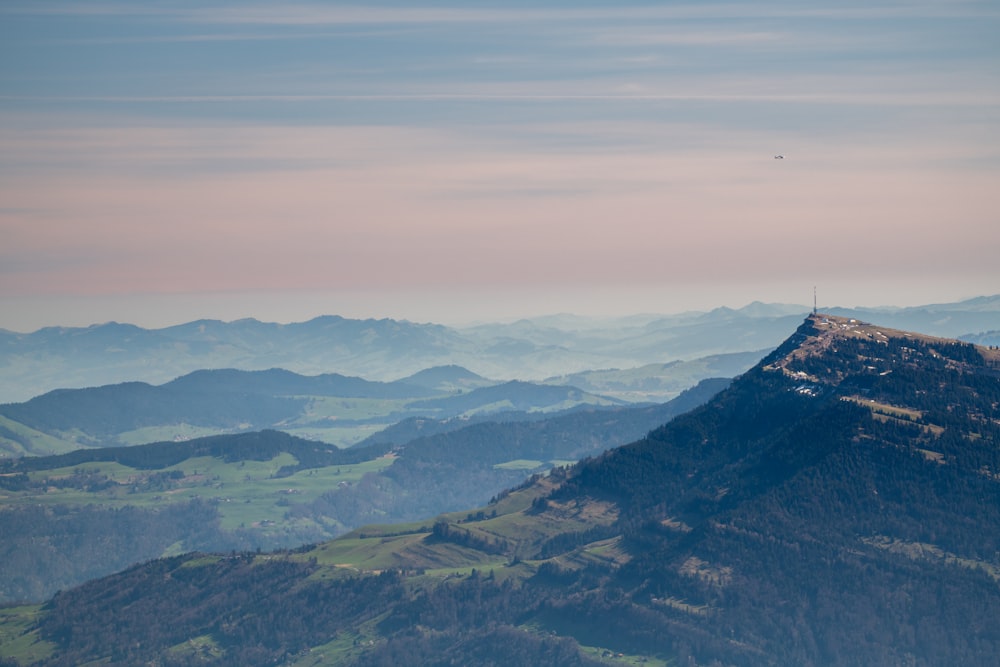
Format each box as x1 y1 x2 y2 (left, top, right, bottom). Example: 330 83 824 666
3 296 998 406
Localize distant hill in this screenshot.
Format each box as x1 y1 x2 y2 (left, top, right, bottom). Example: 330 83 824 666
304 378 729 527
3 296 996 403
0 368 624 456
0 379 726 605
160 367 434 399
825 294 1000 338
395 364 494 392
0 315 466 404
543 349 765 402
405 380 626 416
961 329 1000 347
5 315 997 665
0 381 305 450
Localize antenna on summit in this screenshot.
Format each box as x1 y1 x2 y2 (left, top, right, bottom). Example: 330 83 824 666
813 286 817 315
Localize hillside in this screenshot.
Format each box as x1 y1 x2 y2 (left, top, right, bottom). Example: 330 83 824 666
0 432 395 604
2 315 999 666
0 380 725 605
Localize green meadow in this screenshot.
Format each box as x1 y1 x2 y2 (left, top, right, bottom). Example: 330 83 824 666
4 453 397 534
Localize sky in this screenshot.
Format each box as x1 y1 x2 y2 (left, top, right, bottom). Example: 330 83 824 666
1 1 998 331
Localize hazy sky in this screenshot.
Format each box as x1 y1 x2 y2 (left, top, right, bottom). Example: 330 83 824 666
2 1 998 331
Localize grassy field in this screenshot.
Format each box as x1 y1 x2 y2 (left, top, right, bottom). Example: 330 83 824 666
493 459 544 470
0 606 55 665
280 423 390 447
4 453 398 534
0 415 77 458
285 632 369 667
167 634 224 662
842 395 923 421
578 643 671 666
297 472 618 580
118 421 397 448
116 423 237 446
294 397 412 422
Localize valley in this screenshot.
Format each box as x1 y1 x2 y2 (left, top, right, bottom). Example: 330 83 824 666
1 312 998 665
0 368 627 456
0 382 725 603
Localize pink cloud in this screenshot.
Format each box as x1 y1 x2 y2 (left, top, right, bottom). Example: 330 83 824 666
1 123 997 303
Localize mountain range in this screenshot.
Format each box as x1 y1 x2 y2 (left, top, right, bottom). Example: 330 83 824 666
2 296 997 404
0 367 631 456
2 313 997 665
0 380 726 604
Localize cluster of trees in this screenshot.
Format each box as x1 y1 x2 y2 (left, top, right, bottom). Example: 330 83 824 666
429 520 509 554
0 500 240 603
36 554 406 667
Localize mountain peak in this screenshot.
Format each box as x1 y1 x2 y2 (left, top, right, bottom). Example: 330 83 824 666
761 313 998 389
